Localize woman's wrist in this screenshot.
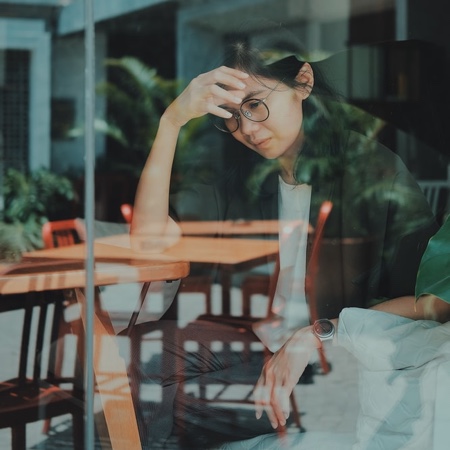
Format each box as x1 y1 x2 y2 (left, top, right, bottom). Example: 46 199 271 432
161 103 186 129
291 325 322 350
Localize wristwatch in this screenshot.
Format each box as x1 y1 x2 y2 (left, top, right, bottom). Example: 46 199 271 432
312 318 335 342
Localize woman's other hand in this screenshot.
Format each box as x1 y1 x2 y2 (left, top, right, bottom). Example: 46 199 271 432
253 325 321 429
163 66 248 128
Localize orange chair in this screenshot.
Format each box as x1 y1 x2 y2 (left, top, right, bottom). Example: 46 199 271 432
120 203 133 225
41 219 104 436
182 201 334 430
28 219 88 440
41 218 106 315
120 203 214 316
42 218 85 249
217 201 333 374
0 292 84 450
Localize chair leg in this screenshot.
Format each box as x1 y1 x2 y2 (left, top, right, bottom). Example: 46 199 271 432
11 424 26 450
72 411 85 450
289 393 302 429
241 275 270 317
318 347 331 374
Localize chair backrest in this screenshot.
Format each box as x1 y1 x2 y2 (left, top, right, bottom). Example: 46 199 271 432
417 180 449 217
265 200 333 320
120 204 133 225
305 200 333 324
20 293 64 386
42 219 85 249
0 291 83 392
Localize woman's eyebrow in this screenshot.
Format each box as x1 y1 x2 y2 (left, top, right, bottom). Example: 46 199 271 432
218 88 266 109
243 89 265 101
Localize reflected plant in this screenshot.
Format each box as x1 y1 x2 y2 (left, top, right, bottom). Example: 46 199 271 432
245 97 429 239
95 57 208 180
0 168 76 260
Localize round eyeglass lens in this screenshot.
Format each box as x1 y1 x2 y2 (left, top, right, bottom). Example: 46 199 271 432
240 99 269 122
212 113 239 133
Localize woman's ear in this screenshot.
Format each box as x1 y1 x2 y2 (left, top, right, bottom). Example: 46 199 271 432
295 62 314 99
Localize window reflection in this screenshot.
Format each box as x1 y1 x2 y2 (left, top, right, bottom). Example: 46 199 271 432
0 1 449 449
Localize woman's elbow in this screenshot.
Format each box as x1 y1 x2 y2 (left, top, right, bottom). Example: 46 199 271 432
418 295 450 323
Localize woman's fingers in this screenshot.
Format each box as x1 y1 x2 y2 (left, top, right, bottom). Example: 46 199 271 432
166 64 253 126
254 382 268 420
208 65 249 88
167 65 248 126
208 84 243 110
253 327 319 428
254 373 292 429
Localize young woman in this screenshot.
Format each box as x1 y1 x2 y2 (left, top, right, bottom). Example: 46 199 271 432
129 42 446 448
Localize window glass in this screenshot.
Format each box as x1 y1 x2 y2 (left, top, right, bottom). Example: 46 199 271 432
1 1 449 448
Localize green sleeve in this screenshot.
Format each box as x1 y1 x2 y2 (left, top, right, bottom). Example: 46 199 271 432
415 216 450 304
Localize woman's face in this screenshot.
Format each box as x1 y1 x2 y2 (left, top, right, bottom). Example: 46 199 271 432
228 75 307 161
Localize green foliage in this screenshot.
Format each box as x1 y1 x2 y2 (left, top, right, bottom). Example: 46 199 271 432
415 216 450 302
96 57 209 179
245 97 429 239
0 168 76 260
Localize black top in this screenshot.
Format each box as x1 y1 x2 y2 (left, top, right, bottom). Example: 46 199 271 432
170 131 438 318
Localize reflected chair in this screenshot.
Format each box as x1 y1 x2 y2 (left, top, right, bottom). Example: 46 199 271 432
41 218 104 312
41 218 101 436
120 203 214 317
0 291 84 450
181 201 334 429
417 180 450 220
197 201 333 363
42 218 147 328
42 218 85 249
120 203 133 225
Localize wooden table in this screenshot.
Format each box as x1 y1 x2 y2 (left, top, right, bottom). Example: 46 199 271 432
179 219 280 236
179 219 313 236
0 246 189 450
94 234 279 316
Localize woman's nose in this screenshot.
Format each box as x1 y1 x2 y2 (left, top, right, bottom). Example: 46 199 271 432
239 117 260 135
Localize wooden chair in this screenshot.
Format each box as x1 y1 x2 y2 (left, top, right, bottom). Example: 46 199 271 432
120 203 133 225
181 201 334 430
42 218 85 249
41 218 106 312
41 218 99 436
120 203 214 317
0 291 84 450
197 201 333 353
42 218 150 328
417 180 450 221
175 256 305 429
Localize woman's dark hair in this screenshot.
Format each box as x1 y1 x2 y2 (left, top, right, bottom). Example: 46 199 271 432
223 41 337 99
222 41 346 186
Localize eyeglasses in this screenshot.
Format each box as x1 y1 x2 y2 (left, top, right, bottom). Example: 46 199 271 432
212 80 283 133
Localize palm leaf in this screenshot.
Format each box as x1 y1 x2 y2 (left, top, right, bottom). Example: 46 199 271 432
415 217 450 303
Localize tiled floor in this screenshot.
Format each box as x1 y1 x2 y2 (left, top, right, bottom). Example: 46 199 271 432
0 283 360 449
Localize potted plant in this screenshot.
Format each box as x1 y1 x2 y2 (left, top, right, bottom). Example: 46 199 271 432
0 168 77 261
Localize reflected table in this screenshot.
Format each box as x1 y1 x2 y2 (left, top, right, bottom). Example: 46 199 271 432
95 234 280 316
0 244 189 449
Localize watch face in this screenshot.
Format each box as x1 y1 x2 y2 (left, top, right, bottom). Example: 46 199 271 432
313 319 334 339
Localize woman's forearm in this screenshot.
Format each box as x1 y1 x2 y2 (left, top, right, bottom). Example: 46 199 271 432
369 295 450 323
130 114 182 252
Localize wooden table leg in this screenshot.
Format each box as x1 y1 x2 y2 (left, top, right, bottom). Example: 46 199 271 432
220 266 232 316
75 289 142 450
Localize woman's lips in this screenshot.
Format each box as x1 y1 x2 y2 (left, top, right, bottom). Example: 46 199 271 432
251 138 271 148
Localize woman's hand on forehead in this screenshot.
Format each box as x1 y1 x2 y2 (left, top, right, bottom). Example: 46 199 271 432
164 66 249 127
198 66 250 115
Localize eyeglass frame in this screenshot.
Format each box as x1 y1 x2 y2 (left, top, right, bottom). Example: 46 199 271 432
213 79 284 133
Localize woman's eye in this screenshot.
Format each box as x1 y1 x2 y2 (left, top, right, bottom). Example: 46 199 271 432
248 100 262 110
